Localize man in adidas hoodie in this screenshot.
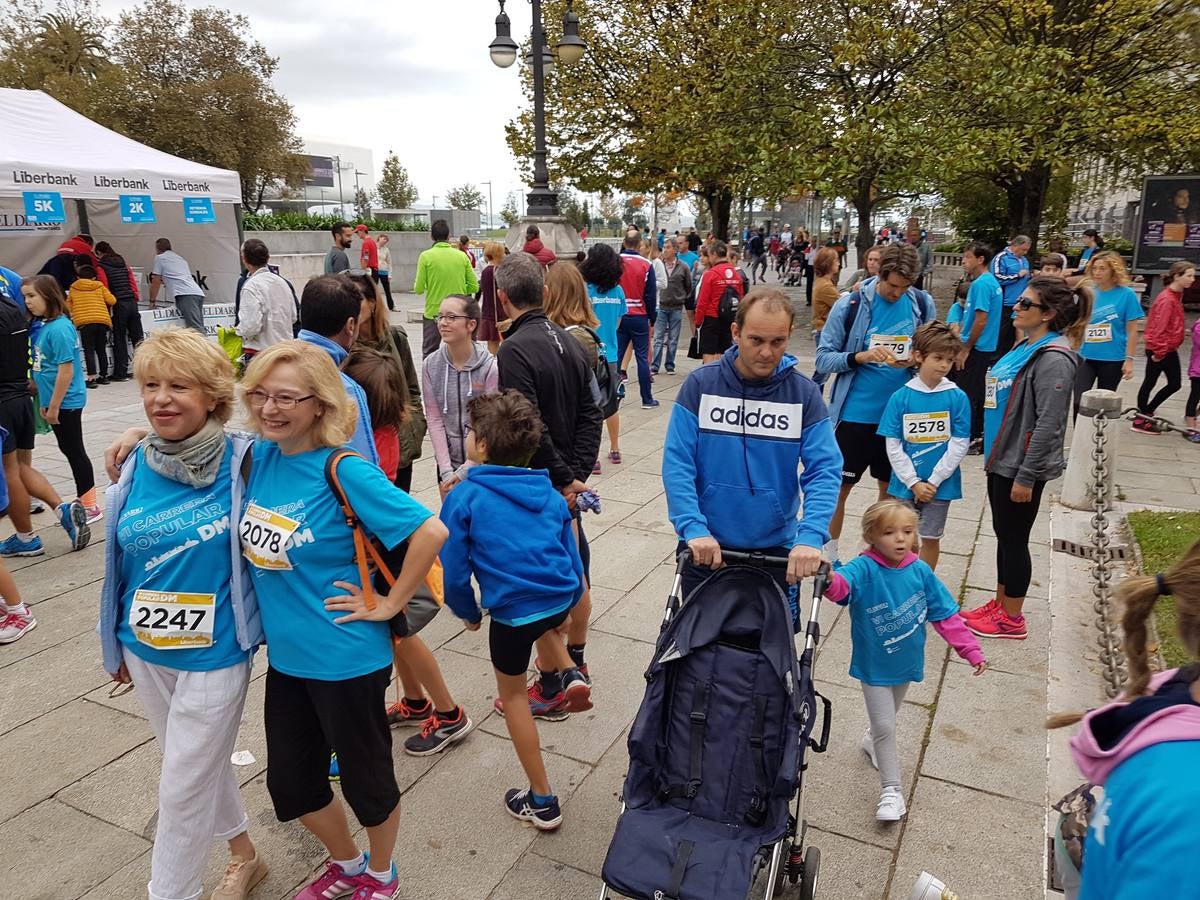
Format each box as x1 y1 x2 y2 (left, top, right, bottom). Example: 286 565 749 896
664 288 842 613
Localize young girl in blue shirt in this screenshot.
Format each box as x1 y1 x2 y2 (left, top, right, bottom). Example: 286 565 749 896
824 500 986 822
21 275 98 531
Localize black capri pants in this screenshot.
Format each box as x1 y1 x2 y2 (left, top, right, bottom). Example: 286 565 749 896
1073 357 1124 417
264 664 398 827
49 407 95 497
987 473 1046 599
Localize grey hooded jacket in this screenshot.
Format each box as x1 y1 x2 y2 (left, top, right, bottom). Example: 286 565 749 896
985 335 1079 486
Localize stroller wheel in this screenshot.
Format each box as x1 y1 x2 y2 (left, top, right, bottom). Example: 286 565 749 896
800 846 821 900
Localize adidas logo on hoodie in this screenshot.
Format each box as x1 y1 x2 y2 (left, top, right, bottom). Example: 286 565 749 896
698 394 803 439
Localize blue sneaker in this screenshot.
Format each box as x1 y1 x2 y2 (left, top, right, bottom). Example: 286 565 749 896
504 788 562 831
57 500 90 551
0 534 44 557
642 398 661 409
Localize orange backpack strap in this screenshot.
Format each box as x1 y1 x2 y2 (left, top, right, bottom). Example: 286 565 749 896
323 449 392 611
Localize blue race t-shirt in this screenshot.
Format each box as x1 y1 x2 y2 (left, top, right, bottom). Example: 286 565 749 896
243 442 433 681
1081 286 1143 362
946 301 964 329
877 380 971 501
116 442 248 671
678 250 699 270
1078 740 1200 900
962 271 1004 353
587 283 626 363
840 295 921 423
982 332 1059 457
32 316 87 410
836 553 959 685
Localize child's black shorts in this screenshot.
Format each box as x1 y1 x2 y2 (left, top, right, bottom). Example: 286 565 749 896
489 607 571 676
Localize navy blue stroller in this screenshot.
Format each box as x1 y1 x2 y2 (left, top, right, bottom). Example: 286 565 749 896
599 552 832 900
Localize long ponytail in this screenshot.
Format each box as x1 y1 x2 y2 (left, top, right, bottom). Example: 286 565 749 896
1048 537 1200 728
1028 275 1092 349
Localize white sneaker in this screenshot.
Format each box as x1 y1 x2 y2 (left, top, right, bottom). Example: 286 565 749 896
860 729 878 769
29 498 45 514
876 786 906 822
0 610 37 644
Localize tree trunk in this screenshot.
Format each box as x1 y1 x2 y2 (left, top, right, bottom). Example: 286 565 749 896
711 186 733 242
1002 164 1052 253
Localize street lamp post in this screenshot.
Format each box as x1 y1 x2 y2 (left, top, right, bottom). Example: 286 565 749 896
481 180 493 229
490 0 586 218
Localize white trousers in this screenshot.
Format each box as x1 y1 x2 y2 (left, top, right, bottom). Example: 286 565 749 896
124 653 253 900
861 681 910 790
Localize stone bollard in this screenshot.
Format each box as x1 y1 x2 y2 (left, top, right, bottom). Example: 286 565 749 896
1061 389 1123 511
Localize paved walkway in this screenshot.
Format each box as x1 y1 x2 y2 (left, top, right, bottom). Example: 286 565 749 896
1 281 1189 899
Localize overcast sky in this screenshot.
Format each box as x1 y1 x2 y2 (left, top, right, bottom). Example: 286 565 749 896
98 0 537 219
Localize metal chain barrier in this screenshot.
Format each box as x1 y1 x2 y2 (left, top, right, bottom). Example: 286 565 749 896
1089 410 1126 697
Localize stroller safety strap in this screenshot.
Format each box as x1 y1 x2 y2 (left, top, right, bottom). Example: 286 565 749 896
664 839 695 899
745 695 769 826
661 682 710 802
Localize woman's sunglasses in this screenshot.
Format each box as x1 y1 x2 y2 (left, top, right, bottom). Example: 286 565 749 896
1016 298 1049 311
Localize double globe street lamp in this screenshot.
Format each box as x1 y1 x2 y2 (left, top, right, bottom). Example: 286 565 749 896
490 0 586 218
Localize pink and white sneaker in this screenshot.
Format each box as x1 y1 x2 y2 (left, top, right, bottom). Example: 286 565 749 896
349 868 398 899
0 609 36 644
293 861 362 899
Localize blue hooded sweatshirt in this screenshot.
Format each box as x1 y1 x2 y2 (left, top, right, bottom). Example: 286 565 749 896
663 347 843 551
439 464 583 626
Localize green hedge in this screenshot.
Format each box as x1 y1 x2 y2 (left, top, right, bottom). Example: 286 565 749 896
934 240 967 253
242 211 426 232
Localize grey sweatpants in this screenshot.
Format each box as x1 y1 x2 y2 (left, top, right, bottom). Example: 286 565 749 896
861 681 910 790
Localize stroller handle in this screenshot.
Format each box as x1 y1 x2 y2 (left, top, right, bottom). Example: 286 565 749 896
678 549 833 582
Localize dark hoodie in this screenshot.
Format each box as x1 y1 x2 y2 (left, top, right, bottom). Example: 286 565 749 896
1070 666 1200 899
439 464 583 626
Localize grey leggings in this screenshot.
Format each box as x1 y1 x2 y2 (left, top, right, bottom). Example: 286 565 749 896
862 681 910 789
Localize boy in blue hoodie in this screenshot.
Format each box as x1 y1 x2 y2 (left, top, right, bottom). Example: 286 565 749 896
439 389 588 831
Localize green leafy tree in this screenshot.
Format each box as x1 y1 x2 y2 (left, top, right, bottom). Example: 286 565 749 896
777 0 954 255
500 192 520 227
553 184 590 231
508 1 798 239
446 183 485 211
376 151 418 209
353 186 372 221
939 0 1200 243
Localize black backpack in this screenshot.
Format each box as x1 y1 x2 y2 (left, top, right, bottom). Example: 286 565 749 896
568 325 622 419
717 283 741 327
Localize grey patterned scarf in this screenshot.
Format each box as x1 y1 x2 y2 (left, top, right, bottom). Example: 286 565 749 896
142 418 227 488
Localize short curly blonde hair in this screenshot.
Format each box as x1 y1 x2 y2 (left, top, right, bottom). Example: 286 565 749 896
241 340 357 448
133 327 235 423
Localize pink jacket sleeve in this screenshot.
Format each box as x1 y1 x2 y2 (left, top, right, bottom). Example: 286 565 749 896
824 572 850 604
932 614 986 667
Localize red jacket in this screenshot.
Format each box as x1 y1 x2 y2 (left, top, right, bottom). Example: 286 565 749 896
619 252 652 317
1143 288 1185 358
695 262 744 325
359 236 378 271
522 238 556 268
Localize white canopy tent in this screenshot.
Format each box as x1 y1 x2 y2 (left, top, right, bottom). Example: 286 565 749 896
0 88 243 334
